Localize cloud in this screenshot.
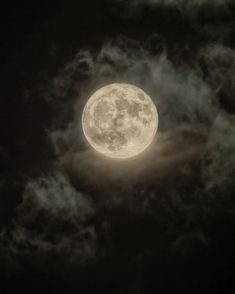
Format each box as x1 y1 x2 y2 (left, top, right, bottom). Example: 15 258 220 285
50 36 216 162
0 174 97 267
47 35 235 228
115 0 232 9
202 113 235 194
194 45 235 194
127 0 231 5
113 0 233 20
199 44 235 112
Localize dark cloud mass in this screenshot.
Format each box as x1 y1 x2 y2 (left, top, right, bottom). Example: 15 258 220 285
2 174 96 259
1 1 235 293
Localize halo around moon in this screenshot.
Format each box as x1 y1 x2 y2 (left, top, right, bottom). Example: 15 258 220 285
82 83 158 159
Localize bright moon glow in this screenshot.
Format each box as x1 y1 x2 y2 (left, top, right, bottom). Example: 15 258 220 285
82 83 158 159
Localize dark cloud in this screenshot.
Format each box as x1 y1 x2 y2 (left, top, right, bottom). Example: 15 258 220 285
113 0 234 37
115 0 232 11
0 174 97 271
202 113 235 194
199 44 235 113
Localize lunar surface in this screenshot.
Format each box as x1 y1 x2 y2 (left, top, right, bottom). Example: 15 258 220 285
82 83 158 159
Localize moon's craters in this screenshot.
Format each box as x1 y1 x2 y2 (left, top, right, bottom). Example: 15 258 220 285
82 83 158 159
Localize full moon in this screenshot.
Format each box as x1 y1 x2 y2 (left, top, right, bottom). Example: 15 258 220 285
82 83 158 159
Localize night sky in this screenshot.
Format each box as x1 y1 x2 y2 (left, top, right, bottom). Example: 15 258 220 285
1 1 235 293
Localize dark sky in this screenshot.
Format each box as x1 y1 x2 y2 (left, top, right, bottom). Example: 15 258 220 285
1 1 235 293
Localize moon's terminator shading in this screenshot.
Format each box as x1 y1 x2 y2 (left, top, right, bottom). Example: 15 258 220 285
82 83 158 159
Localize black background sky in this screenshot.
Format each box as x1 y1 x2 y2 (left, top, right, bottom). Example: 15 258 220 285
1 1 235 293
